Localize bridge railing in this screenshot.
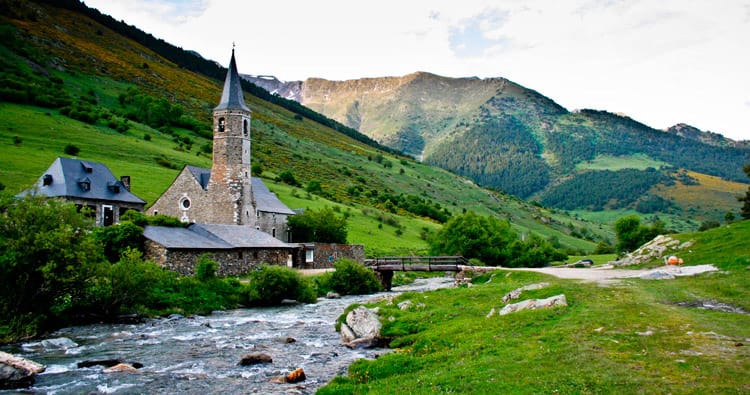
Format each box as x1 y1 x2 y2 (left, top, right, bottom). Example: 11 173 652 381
364 256 468 272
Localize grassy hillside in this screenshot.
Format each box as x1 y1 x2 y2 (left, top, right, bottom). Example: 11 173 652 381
0 0 610 255
320 221 750 393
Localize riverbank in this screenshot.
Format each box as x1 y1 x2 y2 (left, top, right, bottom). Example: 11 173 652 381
0 277 454 394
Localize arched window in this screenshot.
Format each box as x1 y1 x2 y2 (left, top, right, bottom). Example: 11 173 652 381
243 119 249 137
218 117 226 132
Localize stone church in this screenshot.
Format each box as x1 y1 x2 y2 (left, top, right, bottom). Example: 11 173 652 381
147 50 295 242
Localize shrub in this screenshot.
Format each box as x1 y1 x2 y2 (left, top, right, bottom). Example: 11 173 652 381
92 222 145 263
245 265 316 306
277 170 300 186
195 254 218 282
288 207 348 243
324 259 381 296
64 144 80 156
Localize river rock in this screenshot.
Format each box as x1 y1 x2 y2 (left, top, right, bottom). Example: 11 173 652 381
0 351 46 389
270 368 306 384
346 307 381 339
286 367 306 383
22 337 78 352
239 352 273 365
77 359 123 368
103 363 139 373
326 292 341 299
398 300 413 310
341 306 382 349
340 323 357 344
499 294 567 315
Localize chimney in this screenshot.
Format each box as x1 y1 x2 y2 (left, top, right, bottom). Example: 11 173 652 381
120 176 131 191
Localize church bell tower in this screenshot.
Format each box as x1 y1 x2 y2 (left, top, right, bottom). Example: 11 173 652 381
207 49 255 225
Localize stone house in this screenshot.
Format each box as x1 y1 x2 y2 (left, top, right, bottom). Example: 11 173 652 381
20 157 145 226
143 224 297 276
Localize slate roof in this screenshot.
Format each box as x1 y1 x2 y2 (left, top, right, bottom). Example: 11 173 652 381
21 157 146 205
214 49 250 112
144 223 293 250
184 166 295 215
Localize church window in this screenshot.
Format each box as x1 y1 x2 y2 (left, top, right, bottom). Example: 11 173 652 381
180 197 191 210
218 117 226 132
272 228 276 238
243 119 249 137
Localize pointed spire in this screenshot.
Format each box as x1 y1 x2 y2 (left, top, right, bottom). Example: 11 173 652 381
215 48 250 111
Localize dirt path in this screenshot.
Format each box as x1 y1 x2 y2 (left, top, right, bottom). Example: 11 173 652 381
503 264 718 284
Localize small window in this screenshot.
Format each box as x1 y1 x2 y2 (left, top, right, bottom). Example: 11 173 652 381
305 249 314 263
42 174 53 186
180 197 191 210
243 119 249 137
218 117 226 132
272 228 276 238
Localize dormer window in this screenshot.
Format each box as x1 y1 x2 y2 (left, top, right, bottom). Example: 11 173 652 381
78 177 91 191
81 161 93 173
218 117 226 132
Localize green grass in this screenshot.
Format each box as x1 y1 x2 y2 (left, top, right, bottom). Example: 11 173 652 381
320 221 750 394
575 153 667 171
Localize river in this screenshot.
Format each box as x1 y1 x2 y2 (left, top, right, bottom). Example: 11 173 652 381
1 276 454 394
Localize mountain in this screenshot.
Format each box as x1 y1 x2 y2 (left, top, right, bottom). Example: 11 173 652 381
243 73 750 224
0 0 613 255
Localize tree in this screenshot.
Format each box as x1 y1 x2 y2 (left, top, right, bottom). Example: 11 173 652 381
429 212 516 266
288 207 348 243
739 164 750 219
0 194 102 335
614 215 665 254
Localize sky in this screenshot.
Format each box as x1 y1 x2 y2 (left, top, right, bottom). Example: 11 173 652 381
84 0 750 141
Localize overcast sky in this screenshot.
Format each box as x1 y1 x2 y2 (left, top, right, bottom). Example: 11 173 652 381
84 0 750 141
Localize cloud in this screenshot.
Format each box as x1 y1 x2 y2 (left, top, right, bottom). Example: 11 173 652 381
449 10 512 58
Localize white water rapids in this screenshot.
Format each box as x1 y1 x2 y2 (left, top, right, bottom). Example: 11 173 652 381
1 276 454 394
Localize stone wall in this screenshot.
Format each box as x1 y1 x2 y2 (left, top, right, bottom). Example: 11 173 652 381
301 243 365 269
147 168 214 224
257 211 291 242
144 240 294 276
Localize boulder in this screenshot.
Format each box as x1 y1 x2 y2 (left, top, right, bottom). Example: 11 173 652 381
346 306 381 339
499 294 567 315
340 323 357 344
270 368 306 384
22 337 78 352
102 363 139 373
341 306 382 349
286 367 306 383
0 352 45 389
326 292 341 299
397 300 413 310
239 352 273 366
501 282 550 303
611 235 691 267
77 359 123 368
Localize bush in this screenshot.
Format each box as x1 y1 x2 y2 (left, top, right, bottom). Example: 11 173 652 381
324 259 382 296
245 265 316 306
195 255 218 282
64 144 80 156
277 170 300 187
92 222 145 263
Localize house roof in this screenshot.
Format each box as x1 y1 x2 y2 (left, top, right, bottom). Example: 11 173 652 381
214 49 250 112
144 223 293 250
184 166 295 215
21 157 146 205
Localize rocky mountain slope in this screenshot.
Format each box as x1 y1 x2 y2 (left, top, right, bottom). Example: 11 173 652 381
243 70 750 224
